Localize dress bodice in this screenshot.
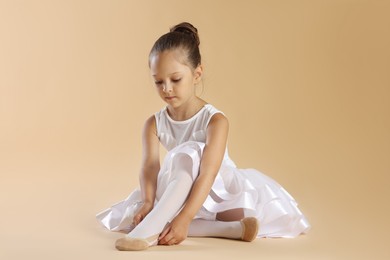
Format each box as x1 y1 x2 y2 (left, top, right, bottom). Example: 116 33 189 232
154 104 236 167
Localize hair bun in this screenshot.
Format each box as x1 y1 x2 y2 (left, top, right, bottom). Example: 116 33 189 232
170 22 200 46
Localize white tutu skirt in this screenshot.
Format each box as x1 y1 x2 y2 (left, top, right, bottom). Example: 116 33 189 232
96 141 311 238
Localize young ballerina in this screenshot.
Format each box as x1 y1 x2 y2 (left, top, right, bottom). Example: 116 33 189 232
96 22 310 251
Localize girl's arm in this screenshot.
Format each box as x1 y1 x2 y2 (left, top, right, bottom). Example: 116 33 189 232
133 115 161 225
158 113 229 244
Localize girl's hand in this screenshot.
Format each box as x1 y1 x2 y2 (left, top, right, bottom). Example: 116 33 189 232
132 201 154 226
158 215 191 246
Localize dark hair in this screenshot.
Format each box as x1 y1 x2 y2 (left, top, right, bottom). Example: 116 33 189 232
149 22 201 69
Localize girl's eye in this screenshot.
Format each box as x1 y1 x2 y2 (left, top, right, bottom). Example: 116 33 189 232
172 78 181 83
155 81 163 85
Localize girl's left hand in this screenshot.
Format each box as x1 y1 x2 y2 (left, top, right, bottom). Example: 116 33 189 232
158 215 191 246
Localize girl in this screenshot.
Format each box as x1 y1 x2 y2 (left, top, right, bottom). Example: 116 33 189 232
96 22 310 251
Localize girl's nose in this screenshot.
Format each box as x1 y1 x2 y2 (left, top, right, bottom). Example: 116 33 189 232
163 83 173 93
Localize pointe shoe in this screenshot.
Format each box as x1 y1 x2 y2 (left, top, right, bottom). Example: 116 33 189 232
240 217 259 242
115 234 159 251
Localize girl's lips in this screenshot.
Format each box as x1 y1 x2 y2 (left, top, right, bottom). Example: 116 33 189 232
165 96 176 100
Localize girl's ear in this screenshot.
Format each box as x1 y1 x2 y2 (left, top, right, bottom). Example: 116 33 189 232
194 64 203 84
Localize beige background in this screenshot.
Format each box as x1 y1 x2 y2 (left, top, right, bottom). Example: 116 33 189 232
1 0 389 259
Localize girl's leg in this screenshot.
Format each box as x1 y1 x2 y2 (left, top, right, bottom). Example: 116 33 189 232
116 154 195 251
216 208 245 221
188 219 242 239
188 208 259 241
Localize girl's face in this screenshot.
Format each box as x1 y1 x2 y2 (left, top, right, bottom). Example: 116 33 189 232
150 50 202 109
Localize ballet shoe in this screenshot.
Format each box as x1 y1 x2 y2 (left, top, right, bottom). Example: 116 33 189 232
240 217 259 242
115 234 159 251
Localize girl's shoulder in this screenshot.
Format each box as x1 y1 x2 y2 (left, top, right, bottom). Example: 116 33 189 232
203 103 223 115
203 104 228 127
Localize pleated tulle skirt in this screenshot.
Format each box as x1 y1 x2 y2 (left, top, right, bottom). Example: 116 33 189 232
96 141 311 238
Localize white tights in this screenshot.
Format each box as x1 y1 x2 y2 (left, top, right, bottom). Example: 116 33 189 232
188 219 242 239
126 154 194 243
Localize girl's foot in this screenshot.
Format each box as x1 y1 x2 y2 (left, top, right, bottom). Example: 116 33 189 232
240 217 259 242
115 234 159 251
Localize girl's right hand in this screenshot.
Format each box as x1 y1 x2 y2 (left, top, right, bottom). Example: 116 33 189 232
132 201 154 226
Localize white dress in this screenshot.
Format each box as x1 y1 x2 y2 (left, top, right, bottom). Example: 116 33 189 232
96 104 311 238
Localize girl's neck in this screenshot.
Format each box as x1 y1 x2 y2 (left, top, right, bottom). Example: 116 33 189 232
166 97 207 121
